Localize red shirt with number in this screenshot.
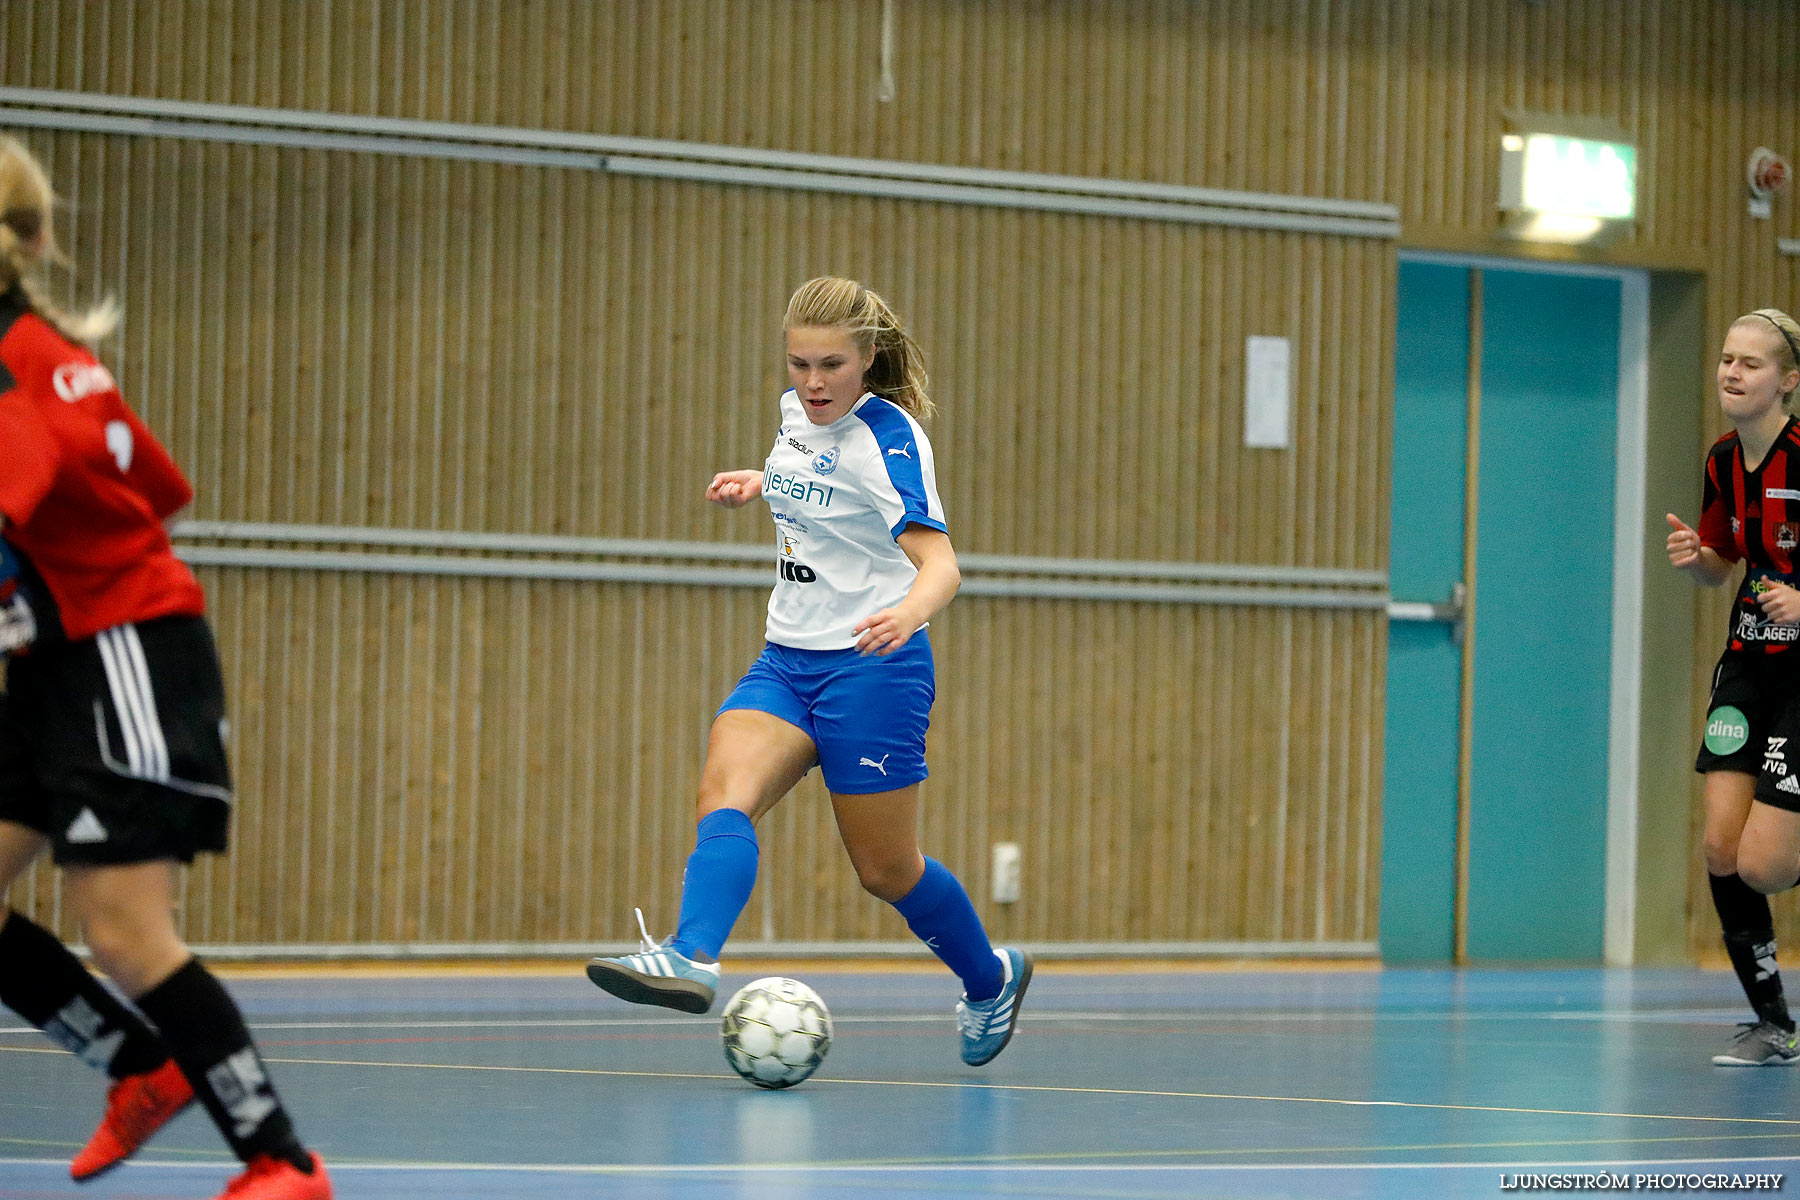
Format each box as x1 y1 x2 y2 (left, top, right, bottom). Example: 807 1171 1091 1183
1697 417 1800 655
0 287 204 645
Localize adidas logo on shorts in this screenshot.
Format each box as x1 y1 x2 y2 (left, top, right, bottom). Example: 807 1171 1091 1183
65 808 109 844
1778 774 1800 796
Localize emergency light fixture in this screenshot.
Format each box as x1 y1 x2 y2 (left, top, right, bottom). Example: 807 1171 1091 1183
1498 131 1637 245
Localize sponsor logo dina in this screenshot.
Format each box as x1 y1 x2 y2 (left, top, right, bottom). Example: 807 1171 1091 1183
1707 707 1751 755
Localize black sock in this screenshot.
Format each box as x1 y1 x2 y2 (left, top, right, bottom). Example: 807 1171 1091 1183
0 909 167 1079
133 957 311 1171
1709 872 1794 1031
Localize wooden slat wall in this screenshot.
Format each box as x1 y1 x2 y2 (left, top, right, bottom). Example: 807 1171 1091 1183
2 1 1795 954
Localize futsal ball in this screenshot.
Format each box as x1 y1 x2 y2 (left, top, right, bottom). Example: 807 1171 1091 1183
720 976 832 1089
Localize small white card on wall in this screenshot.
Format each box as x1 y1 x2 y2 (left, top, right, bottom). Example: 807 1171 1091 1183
1244 335 1291 449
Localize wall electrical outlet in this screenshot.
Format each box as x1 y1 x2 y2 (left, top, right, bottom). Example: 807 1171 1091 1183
991 842 1022 904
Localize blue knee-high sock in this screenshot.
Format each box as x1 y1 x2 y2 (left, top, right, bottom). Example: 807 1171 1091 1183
668 810 759 962
891 858 1004 1001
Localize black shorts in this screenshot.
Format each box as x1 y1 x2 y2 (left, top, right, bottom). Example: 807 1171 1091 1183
1695 650 1800 813
0 615 232 866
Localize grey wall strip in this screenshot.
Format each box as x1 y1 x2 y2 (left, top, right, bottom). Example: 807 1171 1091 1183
175 521 1387 588
0 85 1397 219
176 544 769 589
0 87 1400 239
176 939 1379 962
175 543 1388 610
606 156 1401 239
0 106 607 170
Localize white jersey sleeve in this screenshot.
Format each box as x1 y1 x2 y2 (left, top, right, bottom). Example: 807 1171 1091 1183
758 392 948 650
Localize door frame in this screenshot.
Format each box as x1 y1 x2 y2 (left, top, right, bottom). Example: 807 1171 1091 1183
1394 251 1650 965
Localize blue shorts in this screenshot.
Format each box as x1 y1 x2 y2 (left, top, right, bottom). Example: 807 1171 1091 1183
718 633 935 794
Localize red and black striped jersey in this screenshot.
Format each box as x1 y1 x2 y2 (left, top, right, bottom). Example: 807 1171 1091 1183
1698 417 1800 655
0 287 205 646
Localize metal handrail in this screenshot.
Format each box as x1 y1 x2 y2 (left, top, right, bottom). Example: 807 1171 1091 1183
0 87 1401 239
0 85 1399 220
172 521 1391 610
175 520 1386 587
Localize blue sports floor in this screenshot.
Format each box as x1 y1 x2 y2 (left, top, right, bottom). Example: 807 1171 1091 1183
3 964 1798 1198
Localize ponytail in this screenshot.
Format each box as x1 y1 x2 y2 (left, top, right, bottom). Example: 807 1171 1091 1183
0 136 119 344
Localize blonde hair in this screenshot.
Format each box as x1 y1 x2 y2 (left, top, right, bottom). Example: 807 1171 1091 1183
1733 308 1800 396
783 276 932 422
0 136 119 344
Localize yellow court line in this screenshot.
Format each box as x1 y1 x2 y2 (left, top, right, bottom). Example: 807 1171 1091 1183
13 1040 1800 1130
8 1129 1796 1174
819 1132 1800 1170
9 1129 1799 1176
0 1133 229 1162
235 1051 1800 1127
206 958 1384 980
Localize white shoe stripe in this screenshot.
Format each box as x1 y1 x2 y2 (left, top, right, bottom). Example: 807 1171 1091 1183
96 630 147 776
120 625 170 781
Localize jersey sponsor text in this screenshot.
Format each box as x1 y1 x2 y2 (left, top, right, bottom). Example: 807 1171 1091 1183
763 467 835 508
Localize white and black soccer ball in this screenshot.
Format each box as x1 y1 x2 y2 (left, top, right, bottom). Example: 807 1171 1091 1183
720 976 832 1089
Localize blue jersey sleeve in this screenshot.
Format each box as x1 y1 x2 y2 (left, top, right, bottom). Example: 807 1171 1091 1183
852 401 948 539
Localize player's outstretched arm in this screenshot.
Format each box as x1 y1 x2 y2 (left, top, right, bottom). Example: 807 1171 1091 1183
853 525 960 657
706 469 763 508
1666 512 1732 587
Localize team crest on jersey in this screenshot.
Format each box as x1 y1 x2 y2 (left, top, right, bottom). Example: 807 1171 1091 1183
1733 517 1742 535
812 446 840 475
1779 523 1798 551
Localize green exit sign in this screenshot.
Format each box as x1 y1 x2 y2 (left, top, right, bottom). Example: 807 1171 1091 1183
1500 132 1637 221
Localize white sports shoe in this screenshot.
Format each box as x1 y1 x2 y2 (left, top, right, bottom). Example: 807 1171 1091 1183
956 947 1032 1066
584 909 721 1015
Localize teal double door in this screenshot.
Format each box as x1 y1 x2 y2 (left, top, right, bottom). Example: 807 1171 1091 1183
1381 257 1643 963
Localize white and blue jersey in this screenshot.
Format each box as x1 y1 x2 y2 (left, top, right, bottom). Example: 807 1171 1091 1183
760 390 947 650
718 389 947 794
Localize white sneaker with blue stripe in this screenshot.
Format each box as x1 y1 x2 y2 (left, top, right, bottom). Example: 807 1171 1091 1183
957 947 1032 1066
585 909 722 1015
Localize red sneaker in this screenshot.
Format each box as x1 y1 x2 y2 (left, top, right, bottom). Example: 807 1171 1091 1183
219 1152 333 1200
71 1057 196 1181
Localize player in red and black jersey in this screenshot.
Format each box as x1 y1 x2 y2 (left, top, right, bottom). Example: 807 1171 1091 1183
1668 307 1800 1067
0 138 332 1198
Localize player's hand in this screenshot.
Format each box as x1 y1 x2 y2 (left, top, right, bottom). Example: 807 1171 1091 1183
852 606 923 657
706 470 763 508
1666 513 1702 569
1759 582 1800 625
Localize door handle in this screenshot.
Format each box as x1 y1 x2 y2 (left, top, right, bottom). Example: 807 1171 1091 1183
1386 581 1467 644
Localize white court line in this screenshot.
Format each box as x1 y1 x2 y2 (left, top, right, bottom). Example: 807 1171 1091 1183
0 1155 1795 1174
0 1009 1750 1035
